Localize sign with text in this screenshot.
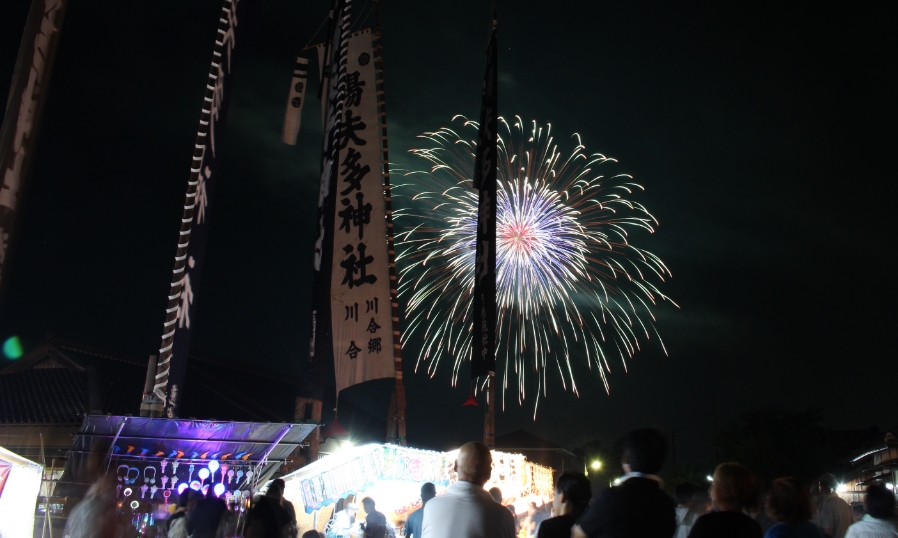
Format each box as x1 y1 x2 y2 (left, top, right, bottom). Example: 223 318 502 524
329 29 393 396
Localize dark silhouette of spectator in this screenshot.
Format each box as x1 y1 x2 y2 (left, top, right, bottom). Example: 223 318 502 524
301 532 323 538
405 483 436 538
270 479 297 537
844 484 898 538
489 487 503 503
246 484 291 538
168 490 200 538
572 428 676 538
189 487 229 538
764 477 825 538
687 463 762 538
537 471 591 538
361 497 394 538
813 475 852 538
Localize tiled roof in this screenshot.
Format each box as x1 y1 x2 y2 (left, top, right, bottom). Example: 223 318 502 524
0 337 301 425
0 368 87 423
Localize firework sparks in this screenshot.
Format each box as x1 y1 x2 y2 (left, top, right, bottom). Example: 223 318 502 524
394 116 677 412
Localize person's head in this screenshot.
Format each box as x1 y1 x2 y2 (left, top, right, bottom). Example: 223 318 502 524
674 482 697 507
552 472 592 518
455 442 493 485
346 502 358 518
528 502 538 516
692 489 712 515
361 497 376 513
178 489 199 510
621 428 667 475
301 531 323 538
265 479 285 500
818 474 838 495
767 477 813 524
488 487 502 503
709 463 760 512
422 483 437 504
864 484 895 519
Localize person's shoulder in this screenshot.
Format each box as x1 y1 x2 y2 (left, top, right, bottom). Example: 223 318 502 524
763 523 789 538
539 515 573 532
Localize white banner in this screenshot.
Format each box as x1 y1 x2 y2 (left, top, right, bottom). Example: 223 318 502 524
281 56 309 145
330 29 393 396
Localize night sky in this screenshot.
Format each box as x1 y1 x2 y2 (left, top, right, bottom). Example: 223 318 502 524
1 1 895 463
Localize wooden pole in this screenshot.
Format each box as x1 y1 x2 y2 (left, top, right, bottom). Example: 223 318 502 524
373 0 407 446
484 373 495 448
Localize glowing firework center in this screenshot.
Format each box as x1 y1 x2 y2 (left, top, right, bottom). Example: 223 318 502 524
281 444 554 533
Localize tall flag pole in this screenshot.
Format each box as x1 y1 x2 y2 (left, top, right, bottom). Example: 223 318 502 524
0 0 67 300
373 0 408 446
472 12 498 448
152 0 254 417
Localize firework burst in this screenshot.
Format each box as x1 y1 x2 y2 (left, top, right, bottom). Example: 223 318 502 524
394 116 676 412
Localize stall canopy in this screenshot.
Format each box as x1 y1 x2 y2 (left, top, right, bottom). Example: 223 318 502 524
0 446 43 538
281 444 555 516
56 415 316 497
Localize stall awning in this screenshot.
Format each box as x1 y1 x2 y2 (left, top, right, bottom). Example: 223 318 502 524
0 446 43 538
56 415 316 497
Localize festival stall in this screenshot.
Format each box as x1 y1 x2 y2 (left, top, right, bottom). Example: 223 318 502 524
56 415 315 537
281 444 554 536
0 446 43 538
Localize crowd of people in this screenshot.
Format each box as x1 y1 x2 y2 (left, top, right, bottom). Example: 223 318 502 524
63 429 898 538
411 431 898 538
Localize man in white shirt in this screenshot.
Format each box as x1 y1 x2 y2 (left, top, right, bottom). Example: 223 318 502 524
333 502 359 538
815 474 854 538
421 442 516 538
845 484 898 538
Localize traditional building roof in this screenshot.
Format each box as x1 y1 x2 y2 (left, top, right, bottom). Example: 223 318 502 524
0 335 300 425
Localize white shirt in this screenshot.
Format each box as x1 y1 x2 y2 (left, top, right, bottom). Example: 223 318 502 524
421 481 516 538
845 515 898 538
674 506 698 538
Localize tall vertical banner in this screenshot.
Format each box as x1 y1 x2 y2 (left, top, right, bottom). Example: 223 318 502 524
329 29 394 397
0 0 67 291
471 20 498 379
153 0 254 417
299 0 352 402
281 56 309 145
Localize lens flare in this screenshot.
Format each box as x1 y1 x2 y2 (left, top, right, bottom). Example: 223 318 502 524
395 116 677 412
2 336 23 359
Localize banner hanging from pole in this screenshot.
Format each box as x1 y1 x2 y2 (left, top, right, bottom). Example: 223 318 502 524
330 29 393 397
281 56 309 145
153 0 255 417
0 0 67 291
299 0 352 402
471 19 498 379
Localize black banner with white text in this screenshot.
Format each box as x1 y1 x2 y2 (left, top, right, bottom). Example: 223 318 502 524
471 19 498 379
154 0 255 417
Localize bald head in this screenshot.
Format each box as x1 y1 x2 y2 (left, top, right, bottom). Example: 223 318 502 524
455 442 492 485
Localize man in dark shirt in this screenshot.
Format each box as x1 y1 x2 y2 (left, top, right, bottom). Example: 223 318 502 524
572 428 676 538
405 483 436 538
188 488 229 538
361 497 393 538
